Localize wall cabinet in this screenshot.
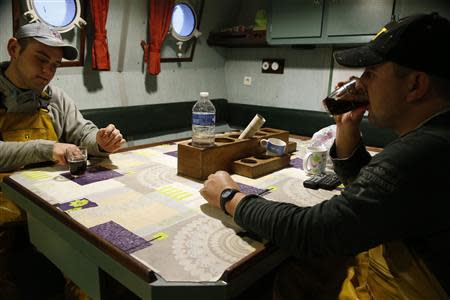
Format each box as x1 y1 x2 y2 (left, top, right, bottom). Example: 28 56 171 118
326 0 393 37
270 0 324 39
267 0 450 45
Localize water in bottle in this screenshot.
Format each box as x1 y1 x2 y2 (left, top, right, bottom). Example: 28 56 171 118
192 92 216 148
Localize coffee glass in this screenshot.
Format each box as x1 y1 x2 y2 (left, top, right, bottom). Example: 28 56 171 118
322 78 368 115
66 147 87 177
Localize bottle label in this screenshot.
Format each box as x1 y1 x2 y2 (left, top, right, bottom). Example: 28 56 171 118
192 113 215 126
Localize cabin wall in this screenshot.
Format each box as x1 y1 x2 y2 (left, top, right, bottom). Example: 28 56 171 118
0 0 351 113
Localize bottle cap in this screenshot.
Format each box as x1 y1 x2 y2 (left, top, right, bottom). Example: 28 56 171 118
200 92 209 97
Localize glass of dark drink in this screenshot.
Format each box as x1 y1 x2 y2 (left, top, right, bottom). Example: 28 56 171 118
322 78 368 115
66 147 87 177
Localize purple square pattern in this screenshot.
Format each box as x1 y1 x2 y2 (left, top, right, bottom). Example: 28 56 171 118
61 166 123 185
290 157 304 169
89 221 151 254
164 150 178 158
237 182 268 195
57 198 98 212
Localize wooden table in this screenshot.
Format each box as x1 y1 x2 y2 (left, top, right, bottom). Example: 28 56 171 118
2 137 339 299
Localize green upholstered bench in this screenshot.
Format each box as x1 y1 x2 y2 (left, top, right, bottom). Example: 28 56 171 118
80 99 396 148
81 99 230 144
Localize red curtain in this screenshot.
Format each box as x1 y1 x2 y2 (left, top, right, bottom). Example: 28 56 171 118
141 0 174 75
90 0 110 70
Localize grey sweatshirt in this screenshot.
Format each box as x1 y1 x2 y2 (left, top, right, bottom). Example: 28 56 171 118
0 62 107 172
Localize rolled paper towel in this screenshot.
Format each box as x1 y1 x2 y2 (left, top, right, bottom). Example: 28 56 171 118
238 114 266 139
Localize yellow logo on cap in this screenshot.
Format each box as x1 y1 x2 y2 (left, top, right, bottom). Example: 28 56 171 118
372 27 387 41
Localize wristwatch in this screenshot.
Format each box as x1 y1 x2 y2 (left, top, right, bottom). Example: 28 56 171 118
220 188 239 215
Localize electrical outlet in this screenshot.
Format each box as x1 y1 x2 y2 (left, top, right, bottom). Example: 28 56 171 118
243 76 252 86
261 58 285 74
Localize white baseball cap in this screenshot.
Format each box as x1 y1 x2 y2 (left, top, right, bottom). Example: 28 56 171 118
15 22 78 60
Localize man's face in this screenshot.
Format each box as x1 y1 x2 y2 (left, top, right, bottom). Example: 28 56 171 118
360 62 411 130
11 38 63 92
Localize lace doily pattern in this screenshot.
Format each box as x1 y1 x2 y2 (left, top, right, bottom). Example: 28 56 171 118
268 177 339 207
172 216 256 281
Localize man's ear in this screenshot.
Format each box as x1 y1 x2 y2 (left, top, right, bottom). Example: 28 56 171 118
7 38 21 60
405 72 430 103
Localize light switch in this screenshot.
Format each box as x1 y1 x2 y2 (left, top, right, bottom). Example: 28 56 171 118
243 76 252 86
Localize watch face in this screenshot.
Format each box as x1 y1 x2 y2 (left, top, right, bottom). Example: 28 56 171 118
222 189 234 199
221 188 238 201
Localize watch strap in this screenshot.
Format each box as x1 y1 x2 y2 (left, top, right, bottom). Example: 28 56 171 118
220 188 239 215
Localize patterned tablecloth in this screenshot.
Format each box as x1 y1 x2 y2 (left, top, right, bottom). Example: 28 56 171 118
9 138 340 282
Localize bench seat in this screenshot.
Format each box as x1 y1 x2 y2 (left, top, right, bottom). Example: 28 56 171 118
81 99 396 148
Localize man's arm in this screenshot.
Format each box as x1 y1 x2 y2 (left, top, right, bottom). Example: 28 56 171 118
201 169 389 258
330 141 372 185
331 94 370 184
49 87 124 155
0 140 54 172
48 87 108 157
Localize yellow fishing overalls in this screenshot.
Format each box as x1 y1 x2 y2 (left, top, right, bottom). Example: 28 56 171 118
273 243 449 300
338 242 449 300
0 106 58 224
0 90 62 299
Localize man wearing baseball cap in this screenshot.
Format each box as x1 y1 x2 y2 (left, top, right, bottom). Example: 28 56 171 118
0 22 125 299
14 21 79 61
200 13 450 299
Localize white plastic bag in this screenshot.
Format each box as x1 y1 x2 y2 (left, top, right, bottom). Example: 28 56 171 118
310 125 336 149
309 125 336 169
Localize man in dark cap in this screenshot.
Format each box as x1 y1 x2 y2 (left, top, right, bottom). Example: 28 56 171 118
201 13 450 299
0 22 125 299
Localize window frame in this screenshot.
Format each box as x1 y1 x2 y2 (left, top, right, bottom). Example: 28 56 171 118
160 0 204 63
12 0 87 67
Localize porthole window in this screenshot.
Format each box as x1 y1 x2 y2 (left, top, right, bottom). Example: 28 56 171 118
160 0 203 62
24 0 86 33
171 3 196 41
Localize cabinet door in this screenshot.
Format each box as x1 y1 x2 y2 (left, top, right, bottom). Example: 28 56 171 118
395 0 450 20
269 0 324 40
327 0 394 36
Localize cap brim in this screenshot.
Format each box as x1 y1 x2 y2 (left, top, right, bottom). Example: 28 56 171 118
334 45 384 68
33 37 78 61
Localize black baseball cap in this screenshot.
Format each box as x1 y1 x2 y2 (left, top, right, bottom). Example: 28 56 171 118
15 22 78 60
334 12 450 79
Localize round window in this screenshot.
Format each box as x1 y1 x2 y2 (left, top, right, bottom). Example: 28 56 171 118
25 0 85 33
171 2 197 41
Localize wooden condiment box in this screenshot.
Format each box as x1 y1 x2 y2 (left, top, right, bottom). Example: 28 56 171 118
177 128 289 180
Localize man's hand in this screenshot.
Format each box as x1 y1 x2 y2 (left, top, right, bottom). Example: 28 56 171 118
96 124 126 153
200 171 241 209
53 143 79 165
334 78 368 158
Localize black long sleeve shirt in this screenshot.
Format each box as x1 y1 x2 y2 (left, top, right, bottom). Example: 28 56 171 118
234 110 450 294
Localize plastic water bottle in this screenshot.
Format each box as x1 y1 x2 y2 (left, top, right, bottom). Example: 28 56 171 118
192 92 215 148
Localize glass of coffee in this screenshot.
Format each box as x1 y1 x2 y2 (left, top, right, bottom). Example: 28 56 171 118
322 78 368 115
66 147 87 177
